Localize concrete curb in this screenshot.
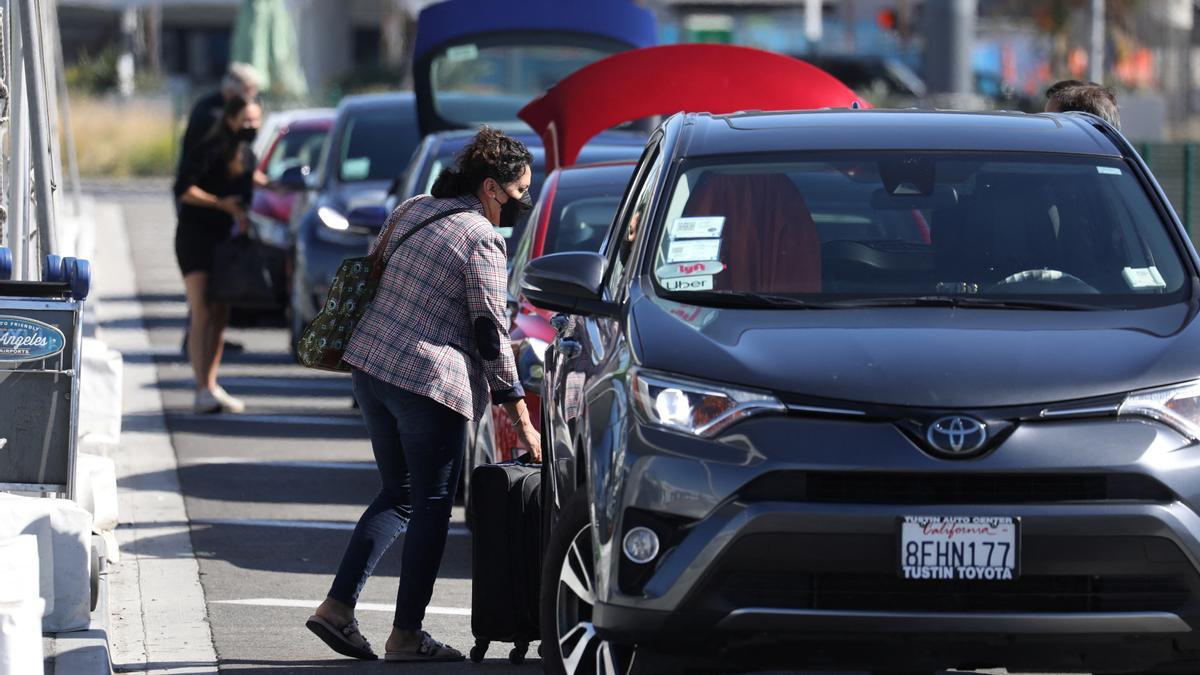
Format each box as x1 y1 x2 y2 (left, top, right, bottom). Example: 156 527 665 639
91 199 219 674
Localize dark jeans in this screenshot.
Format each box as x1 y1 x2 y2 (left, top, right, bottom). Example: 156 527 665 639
328 370 466 630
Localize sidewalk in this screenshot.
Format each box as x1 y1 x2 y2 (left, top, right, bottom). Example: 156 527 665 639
85 198 219 674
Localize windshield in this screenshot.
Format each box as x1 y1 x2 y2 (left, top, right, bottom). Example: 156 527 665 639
338 110 420 183
265 128 328 181
431 39 621 127
651 153 1189 309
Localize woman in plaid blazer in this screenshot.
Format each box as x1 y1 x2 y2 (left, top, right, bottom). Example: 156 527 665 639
307 128 541 662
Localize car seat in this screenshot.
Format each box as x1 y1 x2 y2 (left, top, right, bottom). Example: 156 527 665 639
933 173 1059 287
682 173 821 293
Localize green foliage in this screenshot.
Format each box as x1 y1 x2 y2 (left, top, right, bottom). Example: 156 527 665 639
65 47 119 95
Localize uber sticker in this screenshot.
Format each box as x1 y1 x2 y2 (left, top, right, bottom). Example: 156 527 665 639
671 216 725 239
1123 266 1166 289
657 261 726 279
667 238 721 263
661 275 714 292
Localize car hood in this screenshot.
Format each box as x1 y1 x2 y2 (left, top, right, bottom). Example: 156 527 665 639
632 294 1200 408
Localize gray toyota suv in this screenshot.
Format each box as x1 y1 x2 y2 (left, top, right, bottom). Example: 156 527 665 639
523 109 1200 674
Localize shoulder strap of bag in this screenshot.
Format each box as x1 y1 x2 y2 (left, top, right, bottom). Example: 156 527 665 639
380 206 474 268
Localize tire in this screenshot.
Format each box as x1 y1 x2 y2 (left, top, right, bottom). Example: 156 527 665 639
540 492 637 675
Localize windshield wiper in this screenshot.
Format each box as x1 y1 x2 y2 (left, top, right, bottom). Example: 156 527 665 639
823 295 1100 311
665 291 1099 311
663 290 825 308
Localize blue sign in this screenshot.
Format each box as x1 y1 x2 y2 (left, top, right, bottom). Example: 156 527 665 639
0 315 66 362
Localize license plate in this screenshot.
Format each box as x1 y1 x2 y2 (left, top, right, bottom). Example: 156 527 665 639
899 516 1019 581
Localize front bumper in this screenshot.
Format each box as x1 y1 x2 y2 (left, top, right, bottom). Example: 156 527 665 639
591 414 1200 670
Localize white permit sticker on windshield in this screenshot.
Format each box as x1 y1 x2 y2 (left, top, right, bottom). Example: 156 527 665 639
671 216 725 239
342 157 370 181
1097 166 1123 175
445 44 479 62
661 275 714 292
1123 266 1166 289
667 238 721 263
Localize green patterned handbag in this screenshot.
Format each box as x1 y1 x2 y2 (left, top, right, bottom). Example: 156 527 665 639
296 205 471 372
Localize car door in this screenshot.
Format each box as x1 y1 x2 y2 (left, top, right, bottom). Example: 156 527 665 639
544 137 663 525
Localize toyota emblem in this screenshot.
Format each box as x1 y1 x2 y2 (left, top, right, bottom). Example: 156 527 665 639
925 415 989 456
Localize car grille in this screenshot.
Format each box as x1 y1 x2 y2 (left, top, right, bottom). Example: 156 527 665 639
717 571 1191 613
739 471 1175 505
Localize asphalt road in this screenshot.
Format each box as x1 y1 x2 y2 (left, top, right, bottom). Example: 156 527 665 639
108 191 1067 675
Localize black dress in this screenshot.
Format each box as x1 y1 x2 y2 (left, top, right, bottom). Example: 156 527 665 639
173 140 256 275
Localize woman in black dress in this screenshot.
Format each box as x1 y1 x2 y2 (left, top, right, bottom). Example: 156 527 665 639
174 94 266 413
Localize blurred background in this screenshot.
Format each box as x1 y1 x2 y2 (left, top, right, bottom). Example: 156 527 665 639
56 0 1198 178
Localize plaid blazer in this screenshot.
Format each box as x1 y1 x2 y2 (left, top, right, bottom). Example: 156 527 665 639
343 194 522 421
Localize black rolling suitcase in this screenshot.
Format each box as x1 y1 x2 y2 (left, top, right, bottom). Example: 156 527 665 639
467 460 543 664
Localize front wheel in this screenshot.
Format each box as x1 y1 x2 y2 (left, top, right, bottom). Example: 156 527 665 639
540 492 637 675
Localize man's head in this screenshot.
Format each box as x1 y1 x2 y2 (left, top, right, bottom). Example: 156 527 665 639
221 62 261 102
1044 81 1120 128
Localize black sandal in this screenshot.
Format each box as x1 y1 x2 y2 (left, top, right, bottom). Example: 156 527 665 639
306 614 377 660
384 631 465 662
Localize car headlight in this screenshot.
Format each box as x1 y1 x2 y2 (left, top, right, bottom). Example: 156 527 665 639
631 368 785 438
317 206 349 231
518 337 550 390
1120 381 1200 440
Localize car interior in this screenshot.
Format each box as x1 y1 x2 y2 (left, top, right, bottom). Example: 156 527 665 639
656 158 1185 303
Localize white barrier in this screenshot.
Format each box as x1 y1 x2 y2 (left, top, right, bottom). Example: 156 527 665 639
73 452 120 563
78 337 124 447
0 597 45 674
0 494 92 631
0 535 40 602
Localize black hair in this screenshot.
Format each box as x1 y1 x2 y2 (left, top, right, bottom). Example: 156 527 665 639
200 94 252 174
431 126 533 198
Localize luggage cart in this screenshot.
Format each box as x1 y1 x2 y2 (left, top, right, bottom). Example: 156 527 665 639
0 247 91 498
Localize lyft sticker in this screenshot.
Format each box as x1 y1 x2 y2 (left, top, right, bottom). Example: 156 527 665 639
0 315 66 362
670 216 724 239
661 275 714 292
657 261 726 279
667 238 721 263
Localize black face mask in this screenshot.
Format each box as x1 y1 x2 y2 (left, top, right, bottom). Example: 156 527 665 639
497 190 532 230
236 127 258 143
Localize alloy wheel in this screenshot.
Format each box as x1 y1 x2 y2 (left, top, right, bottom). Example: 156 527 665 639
554 524 636 675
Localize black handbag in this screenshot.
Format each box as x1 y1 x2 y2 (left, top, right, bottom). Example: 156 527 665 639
207 233 278 308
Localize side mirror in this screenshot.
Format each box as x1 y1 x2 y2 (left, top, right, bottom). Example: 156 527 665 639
278 165 310 191
347 205 389 229
520 251 617 317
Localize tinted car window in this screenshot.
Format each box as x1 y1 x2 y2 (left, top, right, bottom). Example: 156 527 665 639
653 153 1188 309
265 128 328 181
338 110 421 182
541 174 631 256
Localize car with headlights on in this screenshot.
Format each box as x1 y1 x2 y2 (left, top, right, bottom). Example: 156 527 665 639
523 108 1200 674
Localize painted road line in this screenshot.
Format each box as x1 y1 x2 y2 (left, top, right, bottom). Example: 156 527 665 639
170 412 363 427
183 457 375 471
193 517 470 537
212 598 470 616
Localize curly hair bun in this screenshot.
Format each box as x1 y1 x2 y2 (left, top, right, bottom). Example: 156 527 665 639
431 125 534 198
